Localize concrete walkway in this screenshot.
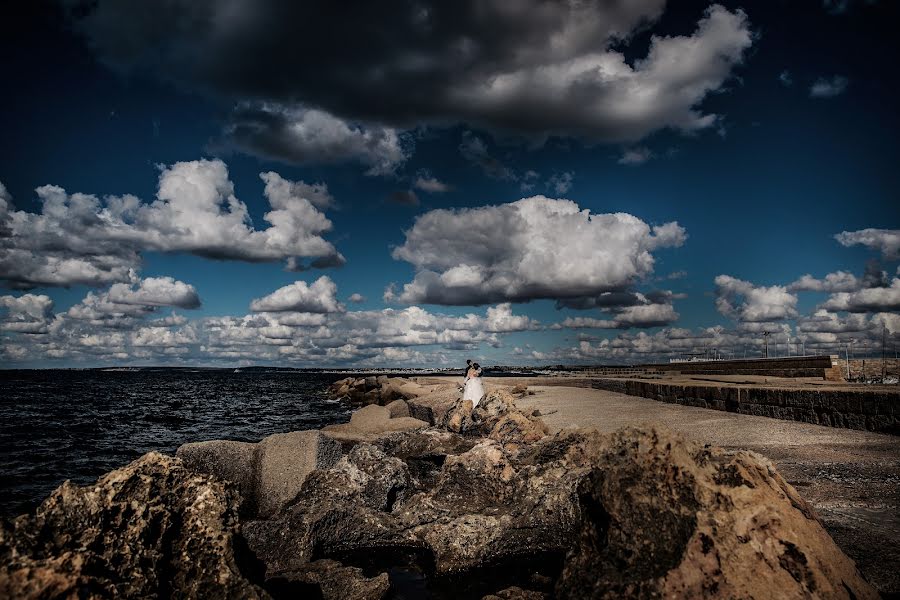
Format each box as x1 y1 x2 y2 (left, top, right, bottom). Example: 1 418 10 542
514 385 900 596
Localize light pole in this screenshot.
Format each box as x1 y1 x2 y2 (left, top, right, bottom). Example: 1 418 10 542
762 331 771 358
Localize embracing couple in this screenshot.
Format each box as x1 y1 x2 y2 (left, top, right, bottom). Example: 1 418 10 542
462 359 485 407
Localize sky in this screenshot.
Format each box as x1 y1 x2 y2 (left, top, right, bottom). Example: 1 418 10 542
1 0 898 368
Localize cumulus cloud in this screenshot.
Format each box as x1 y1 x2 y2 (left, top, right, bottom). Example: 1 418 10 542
348 293 366 304
557 301 679 330
69 1 751 144
788 271 859 293
0 163 342 288
65 275 201 327
821 277 900 313
835 228 900 260
249 276 345 313
0 294 54 334
222 104 410 175
390 196 686 305
715 275 798 322
2 269 546 364
809 75 849 98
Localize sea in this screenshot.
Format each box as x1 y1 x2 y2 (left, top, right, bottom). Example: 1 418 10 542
0 369 361 517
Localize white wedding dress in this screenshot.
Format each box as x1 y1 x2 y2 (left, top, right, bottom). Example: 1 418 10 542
463 372 485 407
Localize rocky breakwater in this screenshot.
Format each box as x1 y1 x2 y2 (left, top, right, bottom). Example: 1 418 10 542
328 375 439 407
1 380 880 599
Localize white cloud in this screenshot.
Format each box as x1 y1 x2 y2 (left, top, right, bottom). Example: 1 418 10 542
821 278 900 313
0 162 342 288
0 294 54 334
249 276 345 313
715 275 798 322
484 303 540 332
557 301 679 330
391 196 686 305
413 175 451 193
547 172 574 195
835 228 900 260
65 275 201 326
222 104 410 176
107 274 201 308
788 271 859 293
348 293 366 303
447 5 752 142
809 75 849 98
618 147 653 165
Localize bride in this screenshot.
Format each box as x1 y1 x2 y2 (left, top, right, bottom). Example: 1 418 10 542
463 361 484 407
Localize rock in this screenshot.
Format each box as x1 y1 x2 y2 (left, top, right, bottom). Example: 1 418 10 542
0 452 269 599
483 586 547 600
349 405 391 430
267 559 389 600
364 376 378 390
243 444 411 574
447 399 476 433
397 382 429 400
554 426 879 600
442 389 549 447
255 431 343 519
510 384 529 396
173 439 257 514
489 411 550 450
323 404 429 443
177 430 342 519
386 399 410 418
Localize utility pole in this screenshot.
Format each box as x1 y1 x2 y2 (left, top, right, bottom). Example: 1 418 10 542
883 324 887 383
763 331 770 359
845 341 851 380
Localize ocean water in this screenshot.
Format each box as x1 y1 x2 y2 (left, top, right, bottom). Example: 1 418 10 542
0 369 355 517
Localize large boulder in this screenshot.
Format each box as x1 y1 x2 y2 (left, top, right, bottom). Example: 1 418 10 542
0 453 269 599
323 403 428 442
177 430 342 519
554 427 879 599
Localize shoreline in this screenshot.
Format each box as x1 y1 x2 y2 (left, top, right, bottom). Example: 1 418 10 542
1 377 893 598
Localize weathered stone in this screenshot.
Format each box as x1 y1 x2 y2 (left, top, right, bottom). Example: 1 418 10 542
397 381 429 400
177 430 342 519
175 439 257 514
386 399 410 418
483 586 547 600
0 453 269 599
555 426 878 599
255 431 343 519
268 559 389 600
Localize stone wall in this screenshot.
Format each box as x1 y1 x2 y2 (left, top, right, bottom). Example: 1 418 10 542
833 358 900 381
645 355 844 380
588 378 899 435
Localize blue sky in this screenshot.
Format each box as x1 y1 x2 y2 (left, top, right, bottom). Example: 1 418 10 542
1 0 898 367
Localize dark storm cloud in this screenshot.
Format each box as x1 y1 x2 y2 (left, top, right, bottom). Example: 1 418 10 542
67 1 753 145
